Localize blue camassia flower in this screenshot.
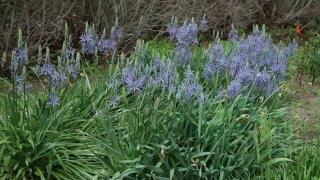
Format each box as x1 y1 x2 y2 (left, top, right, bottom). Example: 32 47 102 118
227 79 242 99
80 33 97 54
177 68 202 100
47 93 60 107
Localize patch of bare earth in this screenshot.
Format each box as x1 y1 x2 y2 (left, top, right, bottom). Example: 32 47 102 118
286 75 319 142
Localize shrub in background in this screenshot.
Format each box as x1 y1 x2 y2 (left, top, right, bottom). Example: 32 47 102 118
1 0 319 66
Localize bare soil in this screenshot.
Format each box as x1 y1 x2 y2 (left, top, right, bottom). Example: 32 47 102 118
286 75 319 142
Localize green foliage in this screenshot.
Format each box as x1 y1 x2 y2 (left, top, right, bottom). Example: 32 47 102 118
293 33 320 84
82 41 296 179
284 143 320 179
0 79 104 179
0 26 319 179
268 119 320 180
147 40 175 58
93 86 295 179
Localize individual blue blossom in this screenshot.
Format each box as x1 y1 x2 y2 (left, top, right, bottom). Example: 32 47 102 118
112 25 122 40
66 64 79 79
47 93 60 107
97 24 121 50
181 81 202 100
151 59 178 93
109 95 121 107
176 21 198 46
229 25 239 42
13 48 28 66
98 38 116 53
177 68 203 100
65 47 75 59
13 74 32 93
152 57 163 69
50 70 68 87
157 67 176 89
209 41 224 55
199 19 208 32
216 88 227 99
120 64 148 93
127 76 146 93
204 42 229 79
57 71 68 86
121 66 135 85
97 39 107 53
279 41 298 61
257 48 275 68
11 49 27 75
216 55 230 72
271 61 286 76
175 45 192 65
14 74 26 83
227 79 242 99
168 83 177 94
167 23 178 40
80 33 97 54
229 54 243 78
41 63 55 76
203 60 216 80
237 66 254 85
107 74 120 89
256 70 271 88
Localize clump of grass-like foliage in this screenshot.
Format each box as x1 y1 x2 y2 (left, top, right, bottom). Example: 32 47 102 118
1 17 317 179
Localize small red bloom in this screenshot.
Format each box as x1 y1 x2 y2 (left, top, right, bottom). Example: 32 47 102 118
296 25 301 35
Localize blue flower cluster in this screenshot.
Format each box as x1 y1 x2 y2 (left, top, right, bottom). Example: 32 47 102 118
11 29 32 93
107 21 297 107
199 19 208 32
167 19 205 66
80 31 97 54
80 23 122 55
203 42 228 80
204 25 298 98
36 45 81 107
7 19 297 109
116 57 177 96
176 67 203 100
8 22 121 107
149 58 178 93
113 57 204 104
120 64 147 93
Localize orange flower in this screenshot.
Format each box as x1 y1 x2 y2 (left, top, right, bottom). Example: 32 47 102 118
296 25 301 35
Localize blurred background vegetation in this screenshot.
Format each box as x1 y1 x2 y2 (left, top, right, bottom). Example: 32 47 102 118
1 0 319 78
1 0 319 53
